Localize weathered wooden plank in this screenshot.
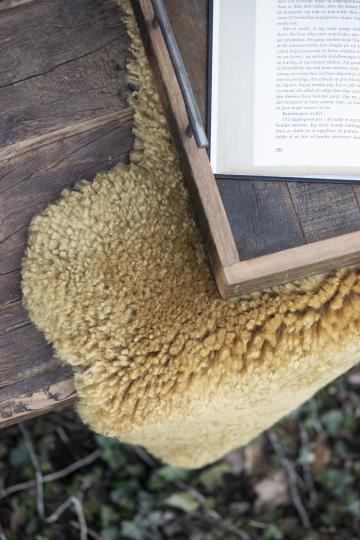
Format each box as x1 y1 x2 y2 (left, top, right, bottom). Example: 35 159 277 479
0 300 23 332
0 272 21 307
218 179 360 258
0 302 76 427
0 0 135 427
351 185 360 213
287 182 360 243
0 302 51 387
0 375 76 428
0 0 35 12
217 179 305 259
0 0 130 147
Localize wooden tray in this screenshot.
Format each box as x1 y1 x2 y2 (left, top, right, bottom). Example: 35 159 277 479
132 0 360 298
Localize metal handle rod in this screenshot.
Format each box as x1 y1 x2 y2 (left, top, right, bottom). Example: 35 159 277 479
151 0 209 149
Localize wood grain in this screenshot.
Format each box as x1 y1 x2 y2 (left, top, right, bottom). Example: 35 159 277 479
0 376 77 428
0 0 133 427
220 231 360 298
287 182 360 243
217 179 305 260
0 0 129 147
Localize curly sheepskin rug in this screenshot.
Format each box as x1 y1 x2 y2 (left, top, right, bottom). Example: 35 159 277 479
21 0 360 468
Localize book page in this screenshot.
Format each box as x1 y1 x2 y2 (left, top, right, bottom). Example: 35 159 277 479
210 0 256 174
254 0 360 168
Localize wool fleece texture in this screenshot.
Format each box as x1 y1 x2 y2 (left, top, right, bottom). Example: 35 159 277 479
22 0 360 468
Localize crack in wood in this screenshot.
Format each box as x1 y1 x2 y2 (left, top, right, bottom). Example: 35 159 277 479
1 198 53 226
0 268 21 278
0 121 131 199
45 123 130 172
0 171 36 196
0 299 21 311
0 35 123 91
286 183 307 243
0 224 27 246
0 320 31 336
352 186 360 213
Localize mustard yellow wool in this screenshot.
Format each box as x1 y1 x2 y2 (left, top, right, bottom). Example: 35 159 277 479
21 0 360 468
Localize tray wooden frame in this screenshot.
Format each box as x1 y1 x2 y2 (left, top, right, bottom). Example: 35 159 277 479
131 0 360 298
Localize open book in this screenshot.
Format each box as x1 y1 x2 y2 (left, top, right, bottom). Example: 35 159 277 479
209 0 360 181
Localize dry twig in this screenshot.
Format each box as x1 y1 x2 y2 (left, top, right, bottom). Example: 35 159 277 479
309 400 326 437
46 495 87 540
174 480 252 540
268 430 311 530
0 524 8 540
19 423 45 519
0 449 100 500
14 423 90 539
299 422 318 508
70 520 101 540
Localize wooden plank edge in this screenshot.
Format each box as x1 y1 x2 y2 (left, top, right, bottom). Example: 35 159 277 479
218 230 360 298
0 378 77 429
0 0 34 12
130 0 239 275
0 109 133 162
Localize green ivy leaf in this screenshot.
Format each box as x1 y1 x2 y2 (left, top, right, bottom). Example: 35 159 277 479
321 410 344 436
96 435 127 471
120 520 144 540
164 492 200 513
262 524 284 540
347 499 360 518
100 505 119 528
10 441 29 468
321 501 342 526
148 465 191 491
101 526 119 540
198 462 231 490
320 468 353 497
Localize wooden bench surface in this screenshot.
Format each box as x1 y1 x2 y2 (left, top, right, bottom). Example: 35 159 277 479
0 0 134 426
1 0 359 427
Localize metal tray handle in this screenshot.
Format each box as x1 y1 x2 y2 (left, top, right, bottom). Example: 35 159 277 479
151 0 209 149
